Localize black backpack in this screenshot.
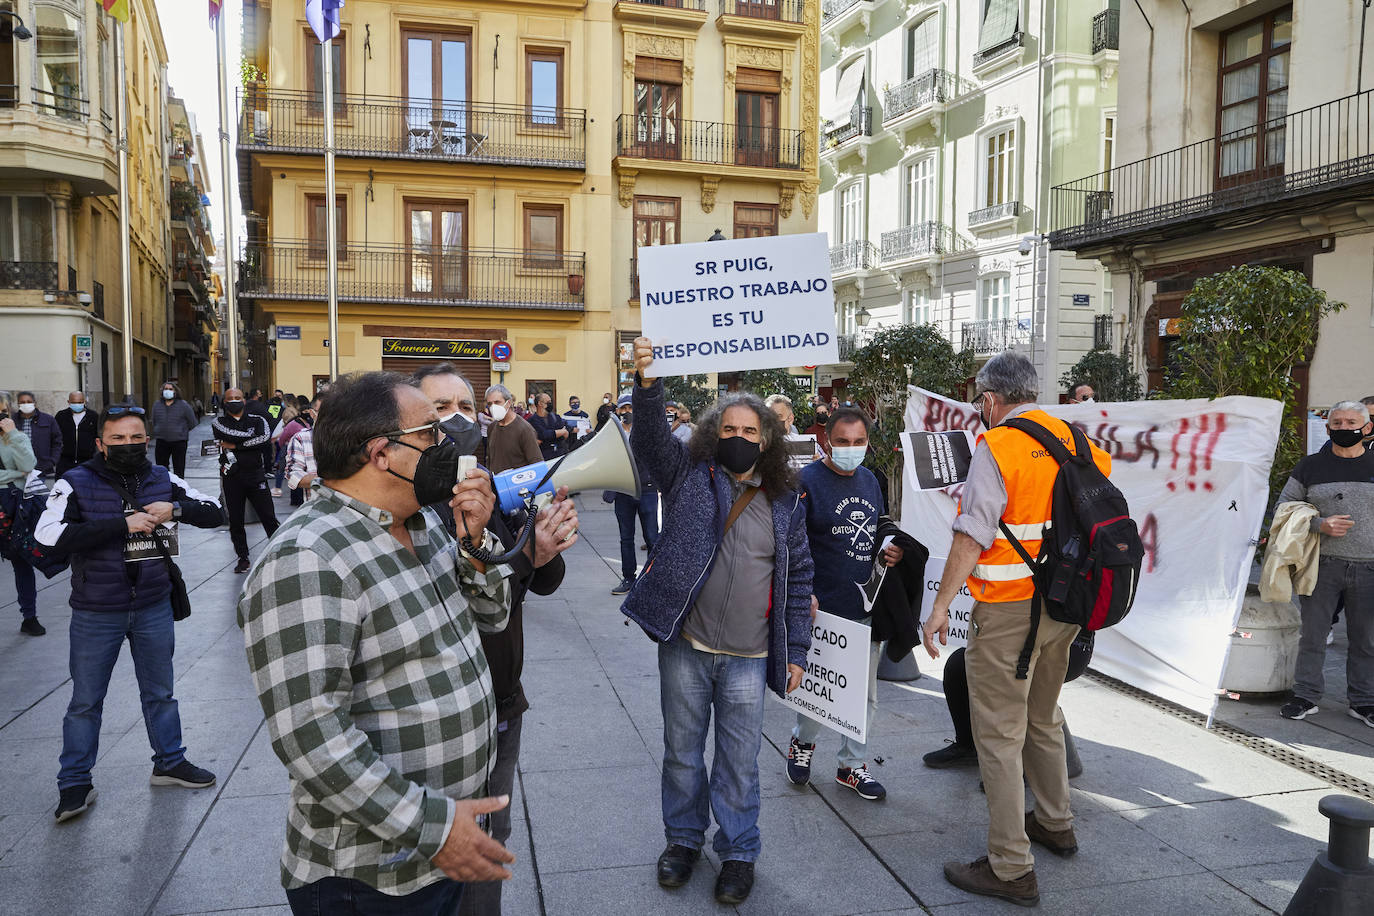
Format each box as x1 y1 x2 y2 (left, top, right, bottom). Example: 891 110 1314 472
997 418 1143 680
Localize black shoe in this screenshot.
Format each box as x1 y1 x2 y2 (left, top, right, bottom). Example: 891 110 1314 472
714 860 755 905
55 785 97 823
20 617 46 636
151 760 216 789
1279 696 1318 720
656 844 699 889
923 741 978 769
611 578 634 595
234 557 251 574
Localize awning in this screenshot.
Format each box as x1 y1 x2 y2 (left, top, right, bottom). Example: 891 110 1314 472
978 0 1020 54
825 60 865 129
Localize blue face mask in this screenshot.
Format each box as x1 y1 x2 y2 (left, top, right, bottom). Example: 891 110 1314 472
830 445 867 472
69 403 86 413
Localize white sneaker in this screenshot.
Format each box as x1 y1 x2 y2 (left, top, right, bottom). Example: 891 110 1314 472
271 487 283 497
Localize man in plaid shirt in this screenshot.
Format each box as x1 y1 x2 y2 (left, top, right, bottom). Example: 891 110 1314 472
239 371 519 915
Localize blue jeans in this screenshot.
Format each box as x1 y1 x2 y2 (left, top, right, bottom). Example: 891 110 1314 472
59 598 186 789
794 634 882 770
658 638 767 862
10 553 36 618
614 489 659 581
286 876 462 915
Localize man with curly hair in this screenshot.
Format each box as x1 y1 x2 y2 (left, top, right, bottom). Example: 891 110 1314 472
620 338 814 907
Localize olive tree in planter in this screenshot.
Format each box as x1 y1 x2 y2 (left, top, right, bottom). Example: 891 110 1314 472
1159 265 1343 506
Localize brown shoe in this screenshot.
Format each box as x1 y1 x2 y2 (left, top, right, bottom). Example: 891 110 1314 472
943 856 1039 907
1025 810 1078 857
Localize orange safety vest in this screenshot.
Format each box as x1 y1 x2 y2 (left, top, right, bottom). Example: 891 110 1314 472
964 409 1111 603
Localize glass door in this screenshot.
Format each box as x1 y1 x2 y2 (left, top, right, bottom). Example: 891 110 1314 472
407 202 467 299
635 79 681 160
1216 7 1290 186
404 31 469 156
735 91 778 167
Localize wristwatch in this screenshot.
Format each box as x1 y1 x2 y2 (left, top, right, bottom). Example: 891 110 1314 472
172 504 183 520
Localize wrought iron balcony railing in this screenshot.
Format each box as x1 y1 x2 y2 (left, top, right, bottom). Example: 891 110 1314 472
830 240 878 273
1049 88 1374 250
92 280 105 319
239 89 586 169
968 201 1021 227
623 0 704 7
1 261 59 290
837 332 861 360
1092 8 1120 54
719 0 804 22
33 90 88 121
614 115 805 169
962 317 1030 355
1093 313 1113 351
822 0 866 21
880 221 960 262
974 32 1024 67
238 240 587 311
884 70 968 122
824 104 872 148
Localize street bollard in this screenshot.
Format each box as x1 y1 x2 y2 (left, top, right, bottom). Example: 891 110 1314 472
1283 794 1374 915
877 647 921 682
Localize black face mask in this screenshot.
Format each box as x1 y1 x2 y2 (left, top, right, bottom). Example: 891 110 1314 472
618 411 632 425
1328 427 1367 448
440 413 482 458
717 435 761 475
104 442 149 475
389 440 463 506
224 400 245 415
569 402 580 412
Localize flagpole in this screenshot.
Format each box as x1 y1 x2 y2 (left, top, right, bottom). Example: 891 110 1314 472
322 37 340 380
214 9 241 391
114 15 135 402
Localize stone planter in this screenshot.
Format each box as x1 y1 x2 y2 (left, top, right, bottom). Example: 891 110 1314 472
1220 584 1301 695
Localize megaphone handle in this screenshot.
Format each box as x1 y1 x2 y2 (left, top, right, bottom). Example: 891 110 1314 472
460 500 539 567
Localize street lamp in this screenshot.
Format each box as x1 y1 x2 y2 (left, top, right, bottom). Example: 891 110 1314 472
0 10 33 40
707 229 727 241
855 306 871 328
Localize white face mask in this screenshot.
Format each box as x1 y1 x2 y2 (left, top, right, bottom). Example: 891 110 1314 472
18 403 36 415
162 389 175 400
603 396 611 405
1080 397 1095 404
488 403 508 422
69 403 86 413
830 445 866 472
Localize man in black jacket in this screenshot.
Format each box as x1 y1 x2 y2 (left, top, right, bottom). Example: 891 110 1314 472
412 364 576 916
213 388 280 573
55 392 99 479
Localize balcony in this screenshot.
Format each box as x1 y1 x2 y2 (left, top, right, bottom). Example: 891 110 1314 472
239 89 586 170
830 240 879 278
972 32 1024 74
1048 89 1374 252
822 104 873 160
837 332 861 361
717 0 806 38
822 0 876 38
961 317 1030 355
238 240 587 311
1 261 59 290
880 221 965 274
614 115 805 171
1093 313 1113 351
883 69 969 134
1092 8 1119 54
968 200 1021 232
33 90 88 122
614 0 708 28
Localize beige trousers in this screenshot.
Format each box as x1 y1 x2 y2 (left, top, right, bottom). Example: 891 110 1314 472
965 597 1079 880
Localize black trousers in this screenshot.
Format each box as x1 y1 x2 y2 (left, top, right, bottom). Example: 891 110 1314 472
286 876 462 916
155 439 189 478
223 473 280 560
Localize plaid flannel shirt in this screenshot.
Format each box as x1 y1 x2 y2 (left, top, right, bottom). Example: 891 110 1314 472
238 484 511 895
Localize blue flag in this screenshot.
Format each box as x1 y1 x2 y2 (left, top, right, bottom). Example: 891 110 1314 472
305 0 343 44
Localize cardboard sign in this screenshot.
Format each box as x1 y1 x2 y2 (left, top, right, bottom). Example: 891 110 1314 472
637 233 839 376
200 439 220 457
905 430 975 490
124 519 179 563
775 611 872 743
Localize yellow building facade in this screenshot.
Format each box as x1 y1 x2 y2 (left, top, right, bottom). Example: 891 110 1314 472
0 0 172 410
238 0 615 404
609 0 821 389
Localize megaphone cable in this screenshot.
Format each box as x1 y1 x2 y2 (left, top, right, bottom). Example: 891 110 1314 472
460 453 577 565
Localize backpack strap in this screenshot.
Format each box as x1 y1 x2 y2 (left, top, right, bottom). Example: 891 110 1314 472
723 486 759 539
999 519 1043 680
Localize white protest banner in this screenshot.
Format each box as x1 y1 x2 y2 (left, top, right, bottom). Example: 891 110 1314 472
637 233 839 376
900 387 1283 716
776 610 871 743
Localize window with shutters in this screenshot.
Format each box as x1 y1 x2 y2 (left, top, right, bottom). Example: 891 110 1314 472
975 0 1022 64
905 16 939 80
979 274 1011 321
306 195 347 262
837 183 863 244
735 67 781 167
983 126 1016 207
1216 6 1291 184
523 204 563 267
734 203 778 238
633 58 682 159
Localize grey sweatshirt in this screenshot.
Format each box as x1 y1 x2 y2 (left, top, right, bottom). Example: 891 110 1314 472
1277 444 1374 560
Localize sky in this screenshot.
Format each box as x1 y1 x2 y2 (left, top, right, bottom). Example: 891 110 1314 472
157 0 243 247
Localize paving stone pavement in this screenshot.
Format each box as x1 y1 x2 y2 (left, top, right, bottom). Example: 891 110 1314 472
0 421 1369 915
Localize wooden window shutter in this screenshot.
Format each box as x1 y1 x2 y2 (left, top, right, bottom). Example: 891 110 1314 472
635 57 683 84
735 67 781 93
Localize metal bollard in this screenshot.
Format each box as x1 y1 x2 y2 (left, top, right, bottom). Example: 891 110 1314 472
1283 794 1374 915
877 646 922 682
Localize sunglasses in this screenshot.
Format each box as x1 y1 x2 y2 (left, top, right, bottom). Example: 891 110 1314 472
107 405 147 417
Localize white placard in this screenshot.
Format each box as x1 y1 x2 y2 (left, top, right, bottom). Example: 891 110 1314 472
899 387 1283 716
1307 416 1329 455
637 233 839 376
917 556 975 651
775 610 872 743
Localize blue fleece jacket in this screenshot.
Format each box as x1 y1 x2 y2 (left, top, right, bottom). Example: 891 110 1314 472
620 380 813 697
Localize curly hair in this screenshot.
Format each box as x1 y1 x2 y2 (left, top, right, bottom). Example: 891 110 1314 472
687 392 798 500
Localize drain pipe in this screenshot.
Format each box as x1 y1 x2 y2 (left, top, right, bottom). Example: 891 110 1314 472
1360 0 1372 94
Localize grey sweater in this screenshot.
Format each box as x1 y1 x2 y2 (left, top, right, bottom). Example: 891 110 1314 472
151 398 200 442
1277 444 1374 560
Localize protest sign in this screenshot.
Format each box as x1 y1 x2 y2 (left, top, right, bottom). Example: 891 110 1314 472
637 233 839 376
200 439 220 457
776 611 871 743
900 387 1282 716
905 430 975 490
784 433 820 470
916 556 975 651
124 520 179 563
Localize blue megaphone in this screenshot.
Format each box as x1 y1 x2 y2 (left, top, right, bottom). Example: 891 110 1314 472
491 416 642 514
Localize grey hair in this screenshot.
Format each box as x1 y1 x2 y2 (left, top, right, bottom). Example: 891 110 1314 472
976 351 1039 406
1330 400 1371 424
484 384 514 403
764 394 793 410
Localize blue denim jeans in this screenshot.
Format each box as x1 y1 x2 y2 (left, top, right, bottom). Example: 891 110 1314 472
658 638 767 862
10 552 37 618
614 489 659 581
286 876 462 916
59 598 186 789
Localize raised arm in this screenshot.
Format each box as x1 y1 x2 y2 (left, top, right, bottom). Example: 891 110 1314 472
630 336 692 494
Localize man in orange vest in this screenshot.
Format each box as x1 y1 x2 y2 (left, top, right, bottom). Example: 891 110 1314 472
921 351 1111 907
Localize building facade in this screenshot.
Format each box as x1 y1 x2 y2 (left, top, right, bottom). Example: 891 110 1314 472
0 0 173 411
1050 0 1373 410
817 0 1120 400
237 0 615 403
168 95 216 408
610 0 822 392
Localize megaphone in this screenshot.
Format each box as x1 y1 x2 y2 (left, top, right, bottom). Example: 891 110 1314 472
492 417 642 515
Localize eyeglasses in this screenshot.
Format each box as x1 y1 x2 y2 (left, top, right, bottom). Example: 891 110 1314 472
107 405 146 417
385 420 443 448
970 391 993 409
